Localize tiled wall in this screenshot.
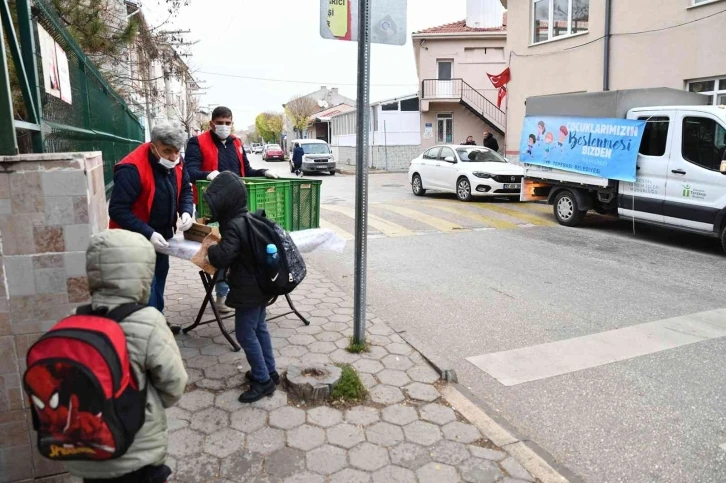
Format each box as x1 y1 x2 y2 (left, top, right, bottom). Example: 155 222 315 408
0 152 107 483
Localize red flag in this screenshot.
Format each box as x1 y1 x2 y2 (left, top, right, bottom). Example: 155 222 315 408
487 67 511 89
497 85 507 108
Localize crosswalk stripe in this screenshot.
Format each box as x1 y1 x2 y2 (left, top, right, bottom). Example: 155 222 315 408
404 200 518 230
319 219 354 240
374 204 464 232
322 205 415 237
454 201 556 226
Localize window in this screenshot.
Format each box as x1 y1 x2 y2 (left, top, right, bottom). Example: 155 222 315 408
382 102 398 111
424 147 441 160
436 114 453 143
687 76 726 106
456 148 508 163
437 61 453 80
532 0 589 44
638 116 669 157
400 97 420 112
682 117 726 171
439 147 456 161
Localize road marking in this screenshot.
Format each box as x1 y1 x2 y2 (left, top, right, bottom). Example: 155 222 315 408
321 205 415 237
407 200 519 230
319 219 353 240
375 204 464 232
467 308 726 386
473 203 556 226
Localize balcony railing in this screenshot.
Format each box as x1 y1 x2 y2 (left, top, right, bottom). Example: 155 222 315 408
421 78 505 133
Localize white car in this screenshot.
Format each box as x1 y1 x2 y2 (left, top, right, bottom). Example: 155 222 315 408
408 144 524 201
251 143 263 154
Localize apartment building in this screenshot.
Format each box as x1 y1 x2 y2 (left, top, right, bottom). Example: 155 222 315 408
504 0 726 159
413 0 508 150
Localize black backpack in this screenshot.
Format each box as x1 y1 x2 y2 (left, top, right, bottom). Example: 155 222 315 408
242 210 306 296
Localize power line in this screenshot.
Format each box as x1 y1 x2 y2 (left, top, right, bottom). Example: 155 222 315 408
197 71 418 87
512 8 726 58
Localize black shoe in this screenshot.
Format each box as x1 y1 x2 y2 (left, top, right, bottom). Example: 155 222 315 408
245 370 280 385
238 378 276 403
168 323 181 335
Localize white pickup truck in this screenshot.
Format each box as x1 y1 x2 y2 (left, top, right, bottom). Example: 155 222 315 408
521 88 726 252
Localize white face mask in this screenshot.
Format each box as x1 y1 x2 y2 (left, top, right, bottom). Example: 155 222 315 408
152 144 180 169
214 124 232 140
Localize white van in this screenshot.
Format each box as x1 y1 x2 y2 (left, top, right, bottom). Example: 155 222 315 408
521 89 726 251
288 139 336 175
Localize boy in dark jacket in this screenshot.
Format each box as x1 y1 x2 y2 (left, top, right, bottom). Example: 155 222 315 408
205 172 279 403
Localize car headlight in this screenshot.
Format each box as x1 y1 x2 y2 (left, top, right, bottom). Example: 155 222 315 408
473 172 492 179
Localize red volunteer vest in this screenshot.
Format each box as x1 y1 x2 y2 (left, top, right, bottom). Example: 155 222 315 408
194 130 246 203
109 143 184 229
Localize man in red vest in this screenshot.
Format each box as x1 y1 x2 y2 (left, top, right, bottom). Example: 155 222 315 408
109 120 194 329
186 106 278 313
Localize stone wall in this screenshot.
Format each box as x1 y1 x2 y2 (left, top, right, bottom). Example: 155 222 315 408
336 145 421 172
0 152 107 483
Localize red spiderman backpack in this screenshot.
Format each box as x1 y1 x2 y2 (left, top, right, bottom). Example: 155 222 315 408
23 304 148 461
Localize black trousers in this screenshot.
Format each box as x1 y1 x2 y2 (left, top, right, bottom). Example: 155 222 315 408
83 465 171 483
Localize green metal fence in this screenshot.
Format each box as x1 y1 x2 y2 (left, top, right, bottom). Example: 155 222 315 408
0 0 144 188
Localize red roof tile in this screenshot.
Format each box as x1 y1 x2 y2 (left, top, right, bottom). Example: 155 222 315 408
414 16 506 35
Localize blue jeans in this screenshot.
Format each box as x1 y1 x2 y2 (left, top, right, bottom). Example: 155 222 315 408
196 207 229 298
235 305 276 383
148 253 170 313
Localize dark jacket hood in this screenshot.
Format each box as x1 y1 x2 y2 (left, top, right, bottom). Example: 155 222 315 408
203 171 248 224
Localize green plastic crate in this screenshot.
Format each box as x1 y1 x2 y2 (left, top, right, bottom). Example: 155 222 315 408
244 180 292 231
195 179 292 230
288 179 322 231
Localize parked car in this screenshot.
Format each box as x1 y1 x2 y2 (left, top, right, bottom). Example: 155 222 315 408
288 139 336 175
263 144 285 161
408 144 524 201
243 144 251 154
251 143 263 154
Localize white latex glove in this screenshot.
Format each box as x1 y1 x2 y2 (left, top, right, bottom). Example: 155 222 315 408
179 213 193 232
264 170 279 179
150 232 169 250
207 170 220 181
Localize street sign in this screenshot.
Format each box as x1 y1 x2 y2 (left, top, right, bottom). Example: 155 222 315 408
320 0 407 46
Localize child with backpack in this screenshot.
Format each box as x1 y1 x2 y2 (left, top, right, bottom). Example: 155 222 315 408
205 172 281 403
24 229 188 482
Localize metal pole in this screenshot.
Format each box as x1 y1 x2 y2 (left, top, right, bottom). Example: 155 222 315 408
383 120 388 171
0 14 18 154
17 0 44 152
353 0 372 345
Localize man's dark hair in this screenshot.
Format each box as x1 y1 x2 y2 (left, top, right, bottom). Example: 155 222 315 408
211 106 233 120
294 142 300 147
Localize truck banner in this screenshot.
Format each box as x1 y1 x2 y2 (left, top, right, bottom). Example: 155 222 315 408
519 116 646 182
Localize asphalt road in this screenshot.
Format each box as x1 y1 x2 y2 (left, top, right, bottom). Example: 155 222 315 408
253 155 726 483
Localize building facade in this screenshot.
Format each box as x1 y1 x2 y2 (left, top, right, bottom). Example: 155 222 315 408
330 94 422 171
504 0 726 160
413 0 508 151
282 86 356 150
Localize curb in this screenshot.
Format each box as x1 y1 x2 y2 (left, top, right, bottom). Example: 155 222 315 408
395 331 458 383
335 167 407 175
441 384 584 483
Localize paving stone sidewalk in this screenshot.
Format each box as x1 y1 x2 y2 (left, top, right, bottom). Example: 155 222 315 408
164 257 534 483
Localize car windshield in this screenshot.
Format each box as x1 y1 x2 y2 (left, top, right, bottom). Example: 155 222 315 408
268 145 281 150
301 143 331 155
456 148 507 163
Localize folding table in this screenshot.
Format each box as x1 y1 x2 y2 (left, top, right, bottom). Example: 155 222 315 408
182 269 310 352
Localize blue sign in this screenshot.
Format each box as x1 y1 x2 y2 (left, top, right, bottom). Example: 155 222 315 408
519 116 646 182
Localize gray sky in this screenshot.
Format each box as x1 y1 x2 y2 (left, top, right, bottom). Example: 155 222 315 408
151 0 469 128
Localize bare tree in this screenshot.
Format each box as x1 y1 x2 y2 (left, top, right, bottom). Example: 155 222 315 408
284 95 321 138
173 93 200 136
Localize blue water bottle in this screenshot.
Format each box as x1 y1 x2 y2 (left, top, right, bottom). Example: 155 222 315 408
266 244 280 268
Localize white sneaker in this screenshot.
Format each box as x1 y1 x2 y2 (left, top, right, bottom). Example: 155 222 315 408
215 296 233 313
